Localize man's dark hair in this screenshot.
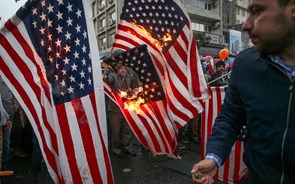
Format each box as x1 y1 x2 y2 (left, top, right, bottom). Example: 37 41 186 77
278 0 292 6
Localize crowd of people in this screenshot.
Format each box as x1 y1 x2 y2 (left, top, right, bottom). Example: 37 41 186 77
101 46 234 154
0 49 226 180
177 57 231 150
0 77 43 180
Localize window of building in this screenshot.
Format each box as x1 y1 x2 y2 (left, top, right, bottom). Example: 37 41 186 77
242 9 246 16
236 7 240 14
192 22 211 32
101 37 106 49
191 0 205 9
100 18 106 31
99 0 105 10
110 32 115 45
109 11 116 25
223 31 229 44
99 0 105 7
205 3 211 10
182 0 190 4
204 25 212 32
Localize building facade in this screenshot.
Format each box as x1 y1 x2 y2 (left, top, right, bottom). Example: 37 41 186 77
223 0 252 54
91 0 251 58
90 0 123 57
180 0 225 57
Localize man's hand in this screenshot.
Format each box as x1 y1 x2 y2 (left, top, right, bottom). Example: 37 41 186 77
191 159 218 184
5 120 12 130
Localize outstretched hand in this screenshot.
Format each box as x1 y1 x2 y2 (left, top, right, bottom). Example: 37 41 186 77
191 159 218 184
5 120 12 130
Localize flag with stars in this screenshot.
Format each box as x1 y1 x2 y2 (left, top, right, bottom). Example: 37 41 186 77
201 87 248 184
112 0 209 128
0 0 113 183
104 44 179 158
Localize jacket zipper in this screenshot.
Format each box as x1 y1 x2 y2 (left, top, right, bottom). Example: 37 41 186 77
267 61 294 184
280 81 294 184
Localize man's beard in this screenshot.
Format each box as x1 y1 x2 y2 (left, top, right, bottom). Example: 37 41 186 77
256 31 293 55
255 11 294 55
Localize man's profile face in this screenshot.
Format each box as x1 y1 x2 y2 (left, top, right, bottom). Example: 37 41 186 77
242 0 294 54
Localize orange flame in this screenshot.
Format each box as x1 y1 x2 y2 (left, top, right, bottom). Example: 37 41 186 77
118 87 145 114
130 21 172 52
163 33 172 42
123 97 145 114
120 91 128 98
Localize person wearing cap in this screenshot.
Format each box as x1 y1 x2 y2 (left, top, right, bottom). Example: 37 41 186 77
208 61 229 87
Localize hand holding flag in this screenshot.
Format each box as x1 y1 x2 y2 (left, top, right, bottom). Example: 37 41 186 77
104 45 180 158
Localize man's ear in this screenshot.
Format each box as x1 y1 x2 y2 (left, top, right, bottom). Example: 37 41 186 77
290 0 295 19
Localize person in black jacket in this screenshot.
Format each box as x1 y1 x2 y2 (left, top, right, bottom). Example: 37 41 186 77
105 64 136 157
208 61 229 87
191 0 295 184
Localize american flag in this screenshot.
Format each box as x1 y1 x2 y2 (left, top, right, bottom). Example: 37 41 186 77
112 0 209 127
201 87 248 184
104 45 179 158
0 0 113 183
204 56 215 75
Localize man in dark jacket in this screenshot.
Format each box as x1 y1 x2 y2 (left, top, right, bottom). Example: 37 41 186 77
106 64 136 157
208 61 229 87
192 0 295 184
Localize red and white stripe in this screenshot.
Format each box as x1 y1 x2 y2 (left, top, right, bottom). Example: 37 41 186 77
112 1 208 128
0 9 113 184
104 82 179 158
201 87 248 184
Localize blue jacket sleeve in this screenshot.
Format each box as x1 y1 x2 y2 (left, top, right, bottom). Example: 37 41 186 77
206 53 247 164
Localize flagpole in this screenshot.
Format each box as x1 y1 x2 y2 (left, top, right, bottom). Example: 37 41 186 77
206 71 231 86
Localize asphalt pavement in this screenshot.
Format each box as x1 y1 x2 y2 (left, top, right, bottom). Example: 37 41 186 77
0 141 225 184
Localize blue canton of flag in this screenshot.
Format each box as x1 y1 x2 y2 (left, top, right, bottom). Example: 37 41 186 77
18 0 93 105
121 0 187 53
103 44 166 103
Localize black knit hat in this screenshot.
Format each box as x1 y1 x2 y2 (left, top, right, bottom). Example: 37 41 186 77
215 60 225 68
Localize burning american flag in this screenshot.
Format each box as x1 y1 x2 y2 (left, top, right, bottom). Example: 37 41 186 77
104 44 179 158
112 0 209 128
